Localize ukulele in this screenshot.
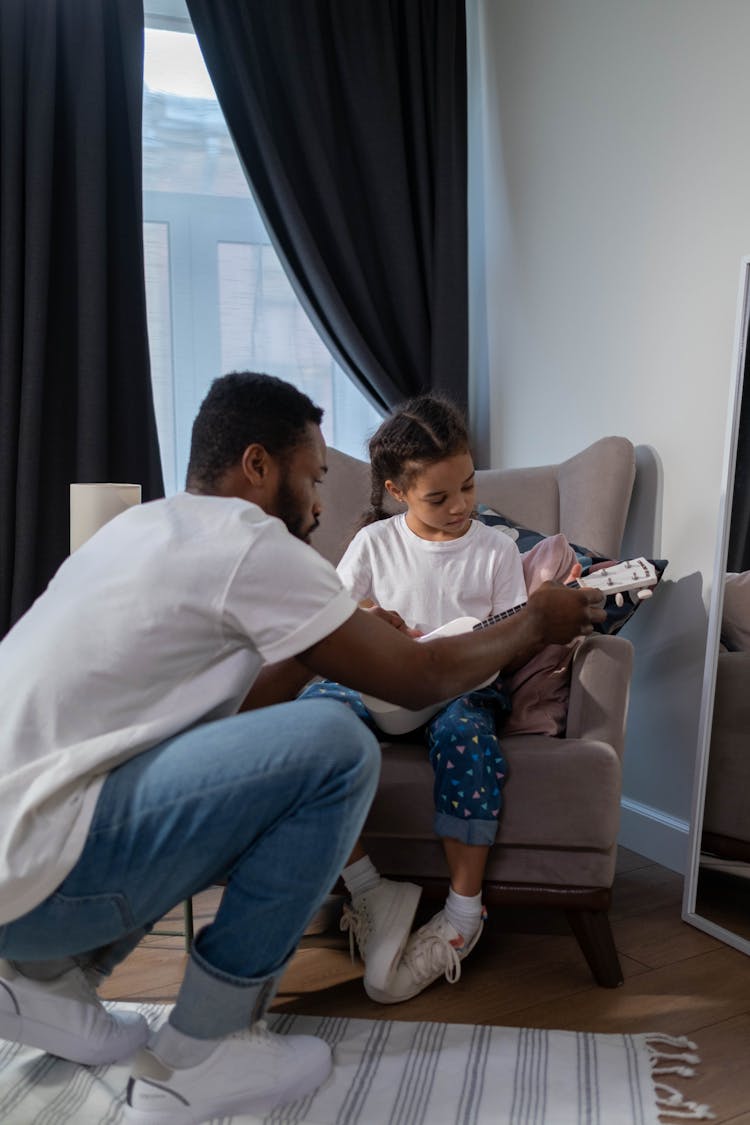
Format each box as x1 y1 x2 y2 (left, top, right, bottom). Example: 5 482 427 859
360 557 658 736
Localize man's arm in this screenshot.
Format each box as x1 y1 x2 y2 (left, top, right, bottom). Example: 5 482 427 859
240 657 312 711
239 603 423 712
501 562 584 675
295 583 606 710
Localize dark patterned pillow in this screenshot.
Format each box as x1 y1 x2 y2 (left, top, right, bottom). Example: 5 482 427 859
475 504 667 636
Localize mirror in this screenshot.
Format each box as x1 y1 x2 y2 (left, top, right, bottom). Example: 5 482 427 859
683 257 750 955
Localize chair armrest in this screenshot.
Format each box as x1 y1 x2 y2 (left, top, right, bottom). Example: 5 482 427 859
565 634 634 757
703 651 750 844
712 649 750 734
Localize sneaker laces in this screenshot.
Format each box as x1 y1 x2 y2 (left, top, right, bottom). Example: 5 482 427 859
402 928 464 986
340 900 372 963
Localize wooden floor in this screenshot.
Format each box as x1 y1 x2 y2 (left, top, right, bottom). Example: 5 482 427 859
100 847 750 1124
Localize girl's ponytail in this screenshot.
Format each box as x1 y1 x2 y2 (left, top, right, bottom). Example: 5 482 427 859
345 392 469 544
353 476 390 534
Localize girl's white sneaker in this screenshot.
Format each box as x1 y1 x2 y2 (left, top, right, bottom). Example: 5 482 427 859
339 877 422 993
364 908 484 1004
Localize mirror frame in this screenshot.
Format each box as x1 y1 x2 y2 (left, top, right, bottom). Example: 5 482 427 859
682 255 750 955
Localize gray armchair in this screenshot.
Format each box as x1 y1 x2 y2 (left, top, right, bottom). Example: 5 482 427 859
312 436 636 987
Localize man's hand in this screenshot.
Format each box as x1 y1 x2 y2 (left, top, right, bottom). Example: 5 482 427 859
363 603 423 637
526 581 606 645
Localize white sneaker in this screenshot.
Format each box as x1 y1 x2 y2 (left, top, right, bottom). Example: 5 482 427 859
124 1020 332 1124
340 878 421 993
365 908 484 1004
0 958 149 1064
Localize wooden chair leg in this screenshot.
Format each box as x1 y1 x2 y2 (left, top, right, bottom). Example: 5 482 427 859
565 908 623 987
152 898 194 951
183 898 194 952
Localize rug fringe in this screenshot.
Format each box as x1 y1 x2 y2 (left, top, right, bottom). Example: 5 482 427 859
654 1082 716 1120
647 1036 700 1076
645 1036 715 1122
646 1034 698 1049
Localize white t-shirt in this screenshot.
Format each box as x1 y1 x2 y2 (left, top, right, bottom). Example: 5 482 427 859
336 514 527 635
0 493 356 925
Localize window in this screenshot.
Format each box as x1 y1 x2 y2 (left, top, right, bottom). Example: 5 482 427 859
142 23 382 493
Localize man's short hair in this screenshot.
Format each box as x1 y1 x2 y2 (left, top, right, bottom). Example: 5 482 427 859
186 371 324 490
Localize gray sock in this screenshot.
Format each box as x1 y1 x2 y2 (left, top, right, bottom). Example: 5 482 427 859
152 1021 220 1069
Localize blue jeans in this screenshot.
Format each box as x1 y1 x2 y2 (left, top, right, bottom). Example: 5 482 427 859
299 682 510 845
427 690 509 846
0 699 380 1037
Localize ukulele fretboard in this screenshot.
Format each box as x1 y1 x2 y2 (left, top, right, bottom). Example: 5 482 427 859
472 604 526 630
472 577 583 632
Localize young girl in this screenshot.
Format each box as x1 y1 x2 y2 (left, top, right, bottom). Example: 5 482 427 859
301 394 527 1003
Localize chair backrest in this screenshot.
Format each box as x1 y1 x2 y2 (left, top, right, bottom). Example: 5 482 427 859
312 436 636 566
475 436 636 560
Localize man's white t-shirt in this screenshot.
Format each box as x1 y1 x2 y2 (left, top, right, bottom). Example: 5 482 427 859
336 514 527 635
0 493 356 926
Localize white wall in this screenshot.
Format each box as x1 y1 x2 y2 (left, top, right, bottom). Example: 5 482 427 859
469 0 750 870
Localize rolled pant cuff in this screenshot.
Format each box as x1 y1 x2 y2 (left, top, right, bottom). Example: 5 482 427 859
434 811 499 846
169 931 290 1039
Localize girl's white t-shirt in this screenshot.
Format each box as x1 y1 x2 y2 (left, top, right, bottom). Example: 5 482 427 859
336 514 527 635
0 493 356 925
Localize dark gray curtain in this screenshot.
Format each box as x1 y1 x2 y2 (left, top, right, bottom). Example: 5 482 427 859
727 346 750 572
186 0 468 412
0 0 164 635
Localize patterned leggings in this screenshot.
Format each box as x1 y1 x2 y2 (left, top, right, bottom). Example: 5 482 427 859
298 681 511 846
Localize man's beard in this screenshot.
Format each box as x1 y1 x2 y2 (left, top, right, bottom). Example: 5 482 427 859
276 477 319 543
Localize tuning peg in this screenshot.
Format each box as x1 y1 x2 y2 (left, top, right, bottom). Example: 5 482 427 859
615 593 624 607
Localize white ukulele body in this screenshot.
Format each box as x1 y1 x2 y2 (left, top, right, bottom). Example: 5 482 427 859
359 558 658 737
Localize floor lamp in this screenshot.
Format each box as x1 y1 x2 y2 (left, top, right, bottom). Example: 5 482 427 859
69 484 194 950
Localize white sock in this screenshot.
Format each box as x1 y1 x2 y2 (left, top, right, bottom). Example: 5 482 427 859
342 855 380 900
444 888 483 942
151 1020 221 1069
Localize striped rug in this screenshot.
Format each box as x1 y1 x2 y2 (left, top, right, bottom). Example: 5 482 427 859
0 1003 713 1124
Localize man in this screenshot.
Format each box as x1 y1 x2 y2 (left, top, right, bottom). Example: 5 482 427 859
0 372 605 1123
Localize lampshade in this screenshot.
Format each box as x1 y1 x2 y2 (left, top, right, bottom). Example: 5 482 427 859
69 483 142 553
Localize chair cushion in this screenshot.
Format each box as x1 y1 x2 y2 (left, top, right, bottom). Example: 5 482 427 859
503 534 579 737
365 736 621 851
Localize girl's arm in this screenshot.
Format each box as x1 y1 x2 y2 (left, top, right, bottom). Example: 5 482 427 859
362 602 423 636
338 523 420 631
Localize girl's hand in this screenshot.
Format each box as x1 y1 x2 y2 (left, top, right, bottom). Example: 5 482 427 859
565 561 583 585
363 604 424 637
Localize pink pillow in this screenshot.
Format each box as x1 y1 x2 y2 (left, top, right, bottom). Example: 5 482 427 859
503 534 580 737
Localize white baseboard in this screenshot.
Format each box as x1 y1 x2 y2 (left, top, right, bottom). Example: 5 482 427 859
618 797 691 874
